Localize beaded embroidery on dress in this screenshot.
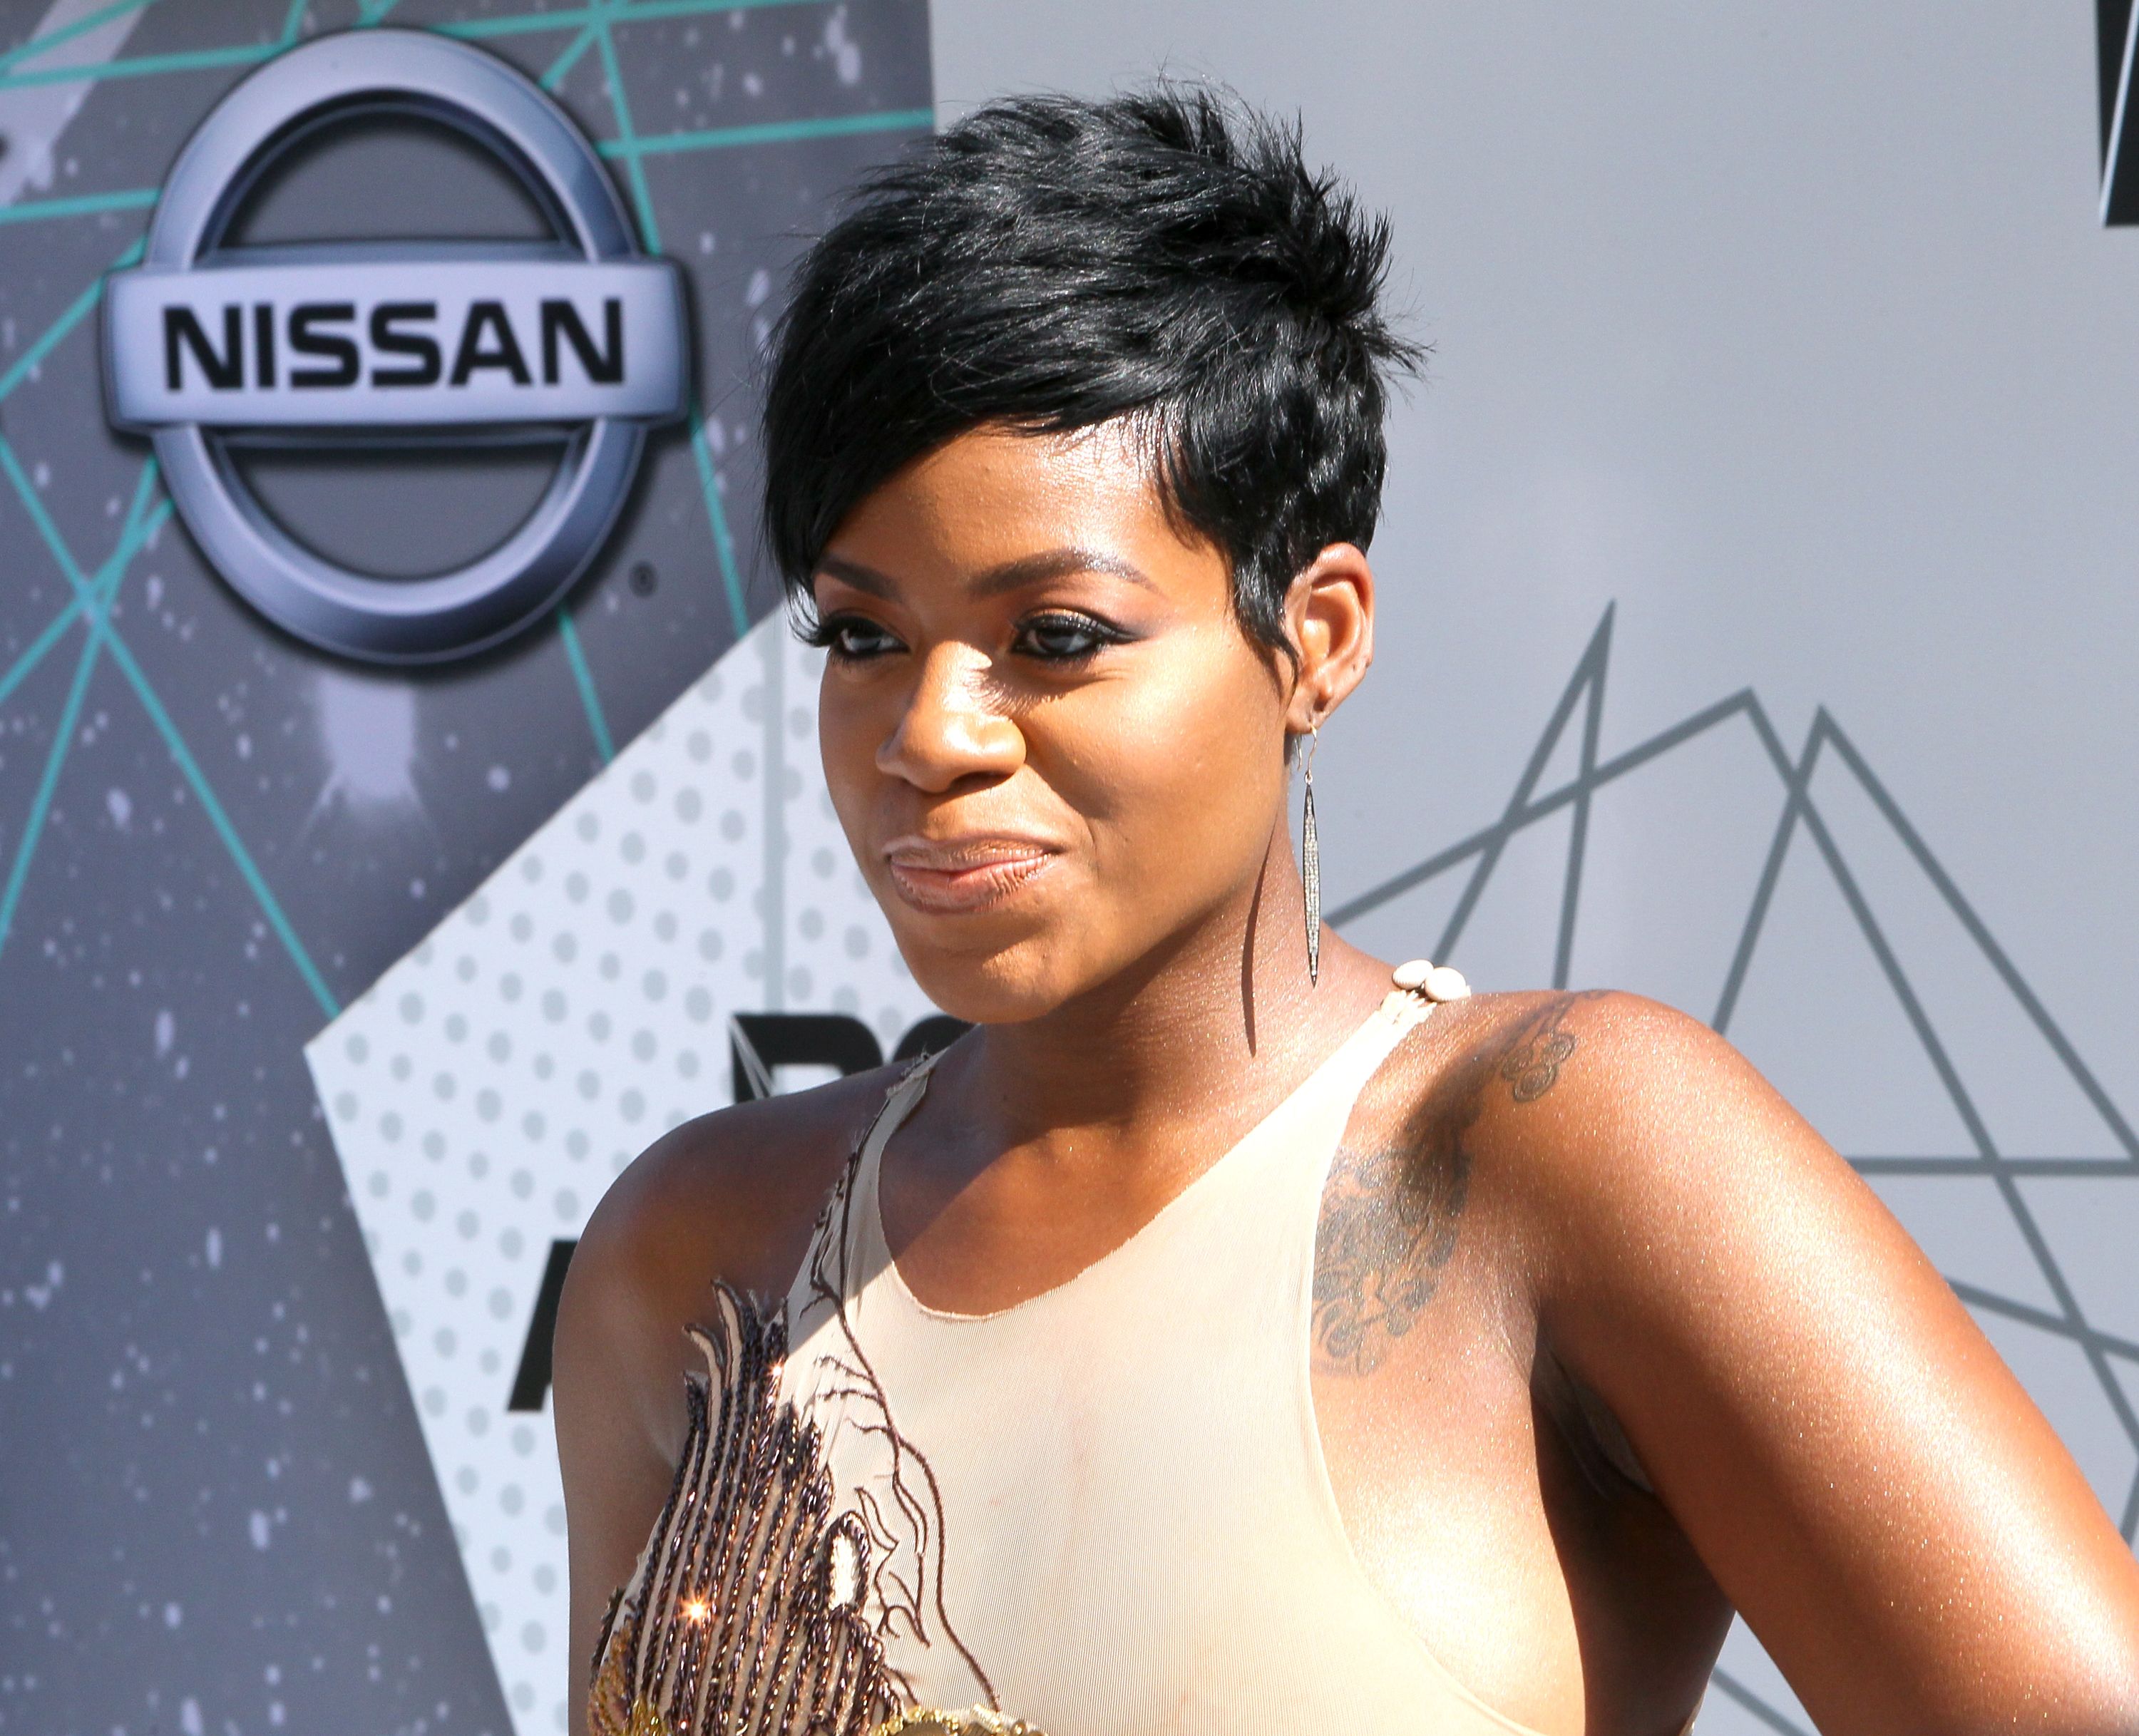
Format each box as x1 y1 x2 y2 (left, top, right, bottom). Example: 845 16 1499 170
588 1067 1034 1736
585 1282 901 1736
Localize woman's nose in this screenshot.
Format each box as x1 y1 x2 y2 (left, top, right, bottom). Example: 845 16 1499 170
876 642 1025 792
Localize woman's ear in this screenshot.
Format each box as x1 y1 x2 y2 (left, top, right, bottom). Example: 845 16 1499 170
1283 542 1377 730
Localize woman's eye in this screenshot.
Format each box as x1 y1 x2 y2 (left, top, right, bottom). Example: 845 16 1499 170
814 615 902 660
1013 613 1119 662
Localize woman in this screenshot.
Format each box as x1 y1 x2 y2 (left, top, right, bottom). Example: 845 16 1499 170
555 89 2139 1735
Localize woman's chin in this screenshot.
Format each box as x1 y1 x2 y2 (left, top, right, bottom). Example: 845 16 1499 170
888 926 1099 1028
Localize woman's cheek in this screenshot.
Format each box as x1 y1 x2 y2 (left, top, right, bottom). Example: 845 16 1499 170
1073 668 1278 864
816 697 888 853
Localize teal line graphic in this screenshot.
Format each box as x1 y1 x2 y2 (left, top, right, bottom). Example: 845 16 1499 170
539 21 598 90
0 237 140 404
590 0 755 637
0 0 165 77
0 39 281 91
438 0 830 43
0 461 158 956
0 186 157 225
0 588 101 709
0 557 118 948
521 0 648 741
0 456 165 709
0 494 170 709
0 0 833 88
0 247 169 711
555 607 615 764
597 108 938 160
0 435 338 1017
593 0 658 262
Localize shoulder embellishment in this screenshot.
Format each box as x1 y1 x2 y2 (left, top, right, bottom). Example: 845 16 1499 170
588 1283 900 1736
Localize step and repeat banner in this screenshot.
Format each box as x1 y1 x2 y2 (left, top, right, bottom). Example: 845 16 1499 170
0 4 930 1735
7 4 2139 1736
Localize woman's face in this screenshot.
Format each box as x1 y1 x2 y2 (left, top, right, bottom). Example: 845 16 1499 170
811 422 1298 1024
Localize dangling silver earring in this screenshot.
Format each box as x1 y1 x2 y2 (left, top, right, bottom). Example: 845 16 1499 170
1301 720 1321 986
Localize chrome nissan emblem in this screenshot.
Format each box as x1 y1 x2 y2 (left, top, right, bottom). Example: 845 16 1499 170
101 29 689 663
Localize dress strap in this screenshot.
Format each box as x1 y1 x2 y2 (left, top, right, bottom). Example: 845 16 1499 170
863 1051 942 1168
1336 959 1475 1094
783 1052 943 1324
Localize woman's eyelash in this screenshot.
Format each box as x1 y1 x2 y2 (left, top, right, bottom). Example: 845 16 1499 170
799 613 898 657
1015 612 1131 658
799 610 1132 661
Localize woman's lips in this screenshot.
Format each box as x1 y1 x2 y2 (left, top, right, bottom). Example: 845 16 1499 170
881 838 1060 914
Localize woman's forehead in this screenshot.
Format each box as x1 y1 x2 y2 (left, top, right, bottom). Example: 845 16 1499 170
821 423 1229 603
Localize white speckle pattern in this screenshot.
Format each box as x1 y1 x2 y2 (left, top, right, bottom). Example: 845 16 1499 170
307 617 942 1736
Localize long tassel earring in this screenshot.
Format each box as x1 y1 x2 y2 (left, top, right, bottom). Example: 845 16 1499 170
1301 721 1321 986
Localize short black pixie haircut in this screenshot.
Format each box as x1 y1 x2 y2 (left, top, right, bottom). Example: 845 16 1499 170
761 85 1422 658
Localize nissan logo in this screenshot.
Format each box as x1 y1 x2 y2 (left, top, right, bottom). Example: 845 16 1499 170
101 29 689 664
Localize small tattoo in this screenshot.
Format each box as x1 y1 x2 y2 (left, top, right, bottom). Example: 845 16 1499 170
1312 1137 1469 1376
1497 993 1600 1104
1311 992 1604 1375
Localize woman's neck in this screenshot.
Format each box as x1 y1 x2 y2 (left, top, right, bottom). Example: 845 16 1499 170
921 827 1391 1188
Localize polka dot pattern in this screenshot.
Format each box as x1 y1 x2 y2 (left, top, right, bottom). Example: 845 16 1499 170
305 617 942 1733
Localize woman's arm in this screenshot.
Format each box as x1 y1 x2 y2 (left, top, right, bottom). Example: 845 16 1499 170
553 1131 717 1736
1514 993 2139 1733
552 1075 891 1736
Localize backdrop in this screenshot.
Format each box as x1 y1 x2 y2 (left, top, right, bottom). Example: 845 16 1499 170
0 4 932 1735
7 5 2138 1736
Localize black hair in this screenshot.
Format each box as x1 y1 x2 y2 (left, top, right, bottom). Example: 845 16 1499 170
760 84 1424 659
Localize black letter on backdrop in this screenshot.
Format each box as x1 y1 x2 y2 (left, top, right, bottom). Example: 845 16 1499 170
730 1012 885 1103
370 302 441 387
252 303 276 388
506 1239 578 1413
289 303 359 388
540 297 623 385
893 1016 969 1064
451 300 532 386
163 306 242 391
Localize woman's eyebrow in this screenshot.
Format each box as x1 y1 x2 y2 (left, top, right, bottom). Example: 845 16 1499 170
813 548 1159 600
814 554 896 596
968 548 1159 598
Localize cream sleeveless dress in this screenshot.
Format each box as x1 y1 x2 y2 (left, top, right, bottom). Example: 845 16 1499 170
589 977 1690 1736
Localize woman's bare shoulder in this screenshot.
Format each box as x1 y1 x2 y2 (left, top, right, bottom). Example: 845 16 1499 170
1387 985 1805 1199
1395 988 2139 1722
572 1063 907 1317
553 1065 906 1462
1360 982 1848 1314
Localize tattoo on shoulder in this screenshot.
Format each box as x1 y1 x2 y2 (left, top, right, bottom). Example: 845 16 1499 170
1311 992 1606 1376
1497 991 1605 1104
1312 1136 1469 1376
